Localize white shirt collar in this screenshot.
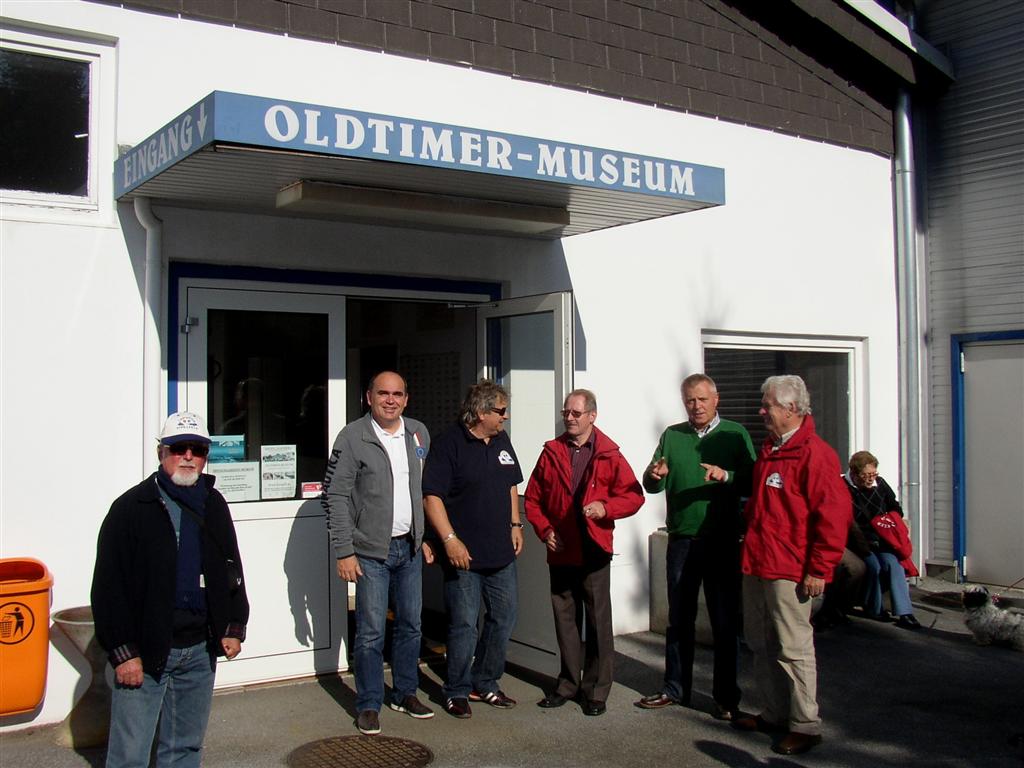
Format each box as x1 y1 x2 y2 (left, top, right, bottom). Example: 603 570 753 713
691 413 721 438
772 425 800 450
370 415 405 440
844 470 877 489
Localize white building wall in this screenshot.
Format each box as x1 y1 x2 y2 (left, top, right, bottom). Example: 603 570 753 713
1 1 898 728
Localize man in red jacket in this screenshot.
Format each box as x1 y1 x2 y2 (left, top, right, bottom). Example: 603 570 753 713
525 389 644 716
735 376 851 756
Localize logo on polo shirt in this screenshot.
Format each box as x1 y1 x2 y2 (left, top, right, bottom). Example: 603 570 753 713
498 450 515 466
765 472 783 489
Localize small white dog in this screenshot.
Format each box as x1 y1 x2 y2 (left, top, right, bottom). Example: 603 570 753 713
962 585 1024 651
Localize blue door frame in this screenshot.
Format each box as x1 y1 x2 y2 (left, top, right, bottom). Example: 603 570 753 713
950 329 1024 575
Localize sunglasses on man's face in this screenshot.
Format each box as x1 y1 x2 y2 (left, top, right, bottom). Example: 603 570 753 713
167 442 210 458
490 407 508 416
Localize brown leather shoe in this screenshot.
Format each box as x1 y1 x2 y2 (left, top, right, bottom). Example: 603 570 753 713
733 714 784 733
635 692 680 709
772 732 823 755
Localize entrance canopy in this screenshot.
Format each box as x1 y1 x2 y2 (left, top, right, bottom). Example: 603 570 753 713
114 92 725 239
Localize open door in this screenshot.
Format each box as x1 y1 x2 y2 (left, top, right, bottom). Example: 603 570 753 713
476 292 573 675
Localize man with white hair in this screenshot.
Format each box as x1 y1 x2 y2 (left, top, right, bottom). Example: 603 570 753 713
734 376 850 756
92 412 248 768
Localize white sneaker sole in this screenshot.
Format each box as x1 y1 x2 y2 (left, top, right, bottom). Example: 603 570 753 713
388 701 435 719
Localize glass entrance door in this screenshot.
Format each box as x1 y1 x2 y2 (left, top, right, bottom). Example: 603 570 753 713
476 292 573 675
175 280 574 684
178 281 347 686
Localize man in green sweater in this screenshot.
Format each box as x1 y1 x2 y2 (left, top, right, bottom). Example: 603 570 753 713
636 373 755 721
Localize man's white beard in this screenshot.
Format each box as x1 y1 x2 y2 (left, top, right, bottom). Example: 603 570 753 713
171 467 200 486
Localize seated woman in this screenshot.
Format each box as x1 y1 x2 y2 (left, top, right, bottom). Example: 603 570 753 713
844 451 921 630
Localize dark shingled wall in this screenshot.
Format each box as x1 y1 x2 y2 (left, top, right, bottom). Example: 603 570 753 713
88 0 897 156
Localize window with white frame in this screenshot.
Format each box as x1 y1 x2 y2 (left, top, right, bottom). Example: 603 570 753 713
703 334 862 461
0 27 112 214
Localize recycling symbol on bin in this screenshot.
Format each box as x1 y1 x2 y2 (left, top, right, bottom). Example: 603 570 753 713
0 602 35 645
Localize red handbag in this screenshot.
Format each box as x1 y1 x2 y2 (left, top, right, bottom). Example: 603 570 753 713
871 511 919 577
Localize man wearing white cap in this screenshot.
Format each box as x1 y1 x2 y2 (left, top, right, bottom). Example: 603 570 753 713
92 412 249 768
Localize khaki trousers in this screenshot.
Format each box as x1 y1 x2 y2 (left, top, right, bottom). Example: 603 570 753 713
742 575 821 735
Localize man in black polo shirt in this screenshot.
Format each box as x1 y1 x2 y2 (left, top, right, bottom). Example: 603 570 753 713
422 379 524 719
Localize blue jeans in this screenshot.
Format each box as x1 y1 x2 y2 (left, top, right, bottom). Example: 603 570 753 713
862 551 914 616
443 561 518 700
354 536 423 712
663 535 741 709
106 641 215 768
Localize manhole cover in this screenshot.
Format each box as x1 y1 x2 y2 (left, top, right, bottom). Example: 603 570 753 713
287 735 433 768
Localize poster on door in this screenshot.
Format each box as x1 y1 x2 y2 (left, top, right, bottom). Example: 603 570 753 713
208 461 260 502
261 445 297 499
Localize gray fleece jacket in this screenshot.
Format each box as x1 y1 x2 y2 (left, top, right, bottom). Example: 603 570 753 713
322 413 430 561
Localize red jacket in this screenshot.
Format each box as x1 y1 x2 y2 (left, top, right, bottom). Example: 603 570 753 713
741 415 851 583
525 427 644 566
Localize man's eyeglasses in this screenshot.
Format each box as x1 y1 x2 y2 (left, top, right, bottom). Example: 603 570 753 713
490 407 508 416
167 442 210 458
562 409 590 419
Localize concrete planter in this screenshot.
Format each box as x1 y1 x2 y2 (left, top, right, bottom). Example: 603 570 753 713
52 606 109 748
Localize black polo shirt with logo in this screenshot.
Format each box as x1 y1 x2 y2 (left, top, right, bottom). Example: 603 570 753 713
422 422 523 570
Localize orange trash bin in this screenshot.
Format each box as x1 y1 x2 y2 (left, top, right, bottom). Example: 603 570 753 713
0 558 54 715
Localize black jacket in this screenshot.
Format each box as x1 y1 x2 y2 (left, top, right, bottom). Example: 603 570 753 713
91 472 249 677
844 473 903 552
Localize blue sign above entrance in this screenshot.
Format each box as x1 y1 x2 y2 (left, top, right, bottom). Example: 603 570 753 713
115 91 726 205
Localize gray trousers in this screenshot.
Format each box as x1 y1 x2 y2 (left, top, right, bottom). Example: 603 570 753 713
549 557 614 703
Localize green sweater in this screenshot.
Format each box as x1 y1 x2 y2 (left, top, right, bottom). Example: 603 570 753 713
643 418 756 537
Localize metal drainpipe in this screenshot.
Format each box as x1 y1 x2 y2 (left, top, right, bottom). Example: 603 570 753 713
894 83 923 574
134 197 163 478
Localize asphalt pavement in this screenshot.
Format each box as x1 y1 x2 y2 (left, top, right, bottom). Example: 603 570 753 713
3 578 1023 767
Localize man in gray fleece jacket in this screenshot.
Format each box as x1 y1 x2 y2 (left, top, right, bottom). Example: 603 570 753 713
322 371 432 735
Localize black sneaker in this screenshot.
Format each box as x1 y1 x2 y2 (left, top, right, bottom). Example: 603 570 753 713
896 614 922 629
444 697 472 719
356 709 380 735
712 703 739 721
388 695 435 719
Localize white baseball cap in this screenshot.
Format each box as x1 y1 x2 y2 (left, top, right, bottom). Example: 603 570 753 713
159 411 211 445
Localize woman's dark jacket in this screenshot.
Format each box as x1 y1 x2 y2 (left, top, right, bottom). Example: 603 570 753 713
91 472 249 677
844 473 903 553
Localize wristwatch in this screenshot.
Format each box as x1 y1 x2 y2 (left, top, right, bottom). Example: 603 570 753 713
510 522 525 529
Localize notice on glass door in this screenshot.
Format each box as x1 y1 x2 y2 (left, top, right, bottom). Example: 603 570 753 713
261 445 297 499
208 461 259 503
